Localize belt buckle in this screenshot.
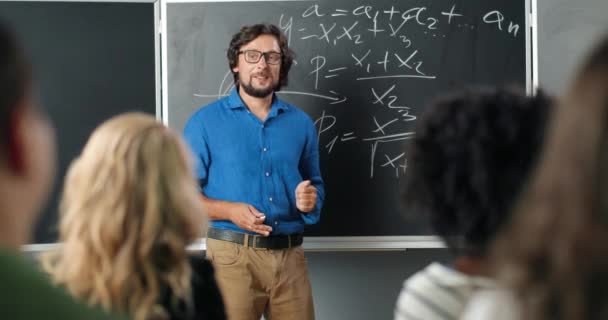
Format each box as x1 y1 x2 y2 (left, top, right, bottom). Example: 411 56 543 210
250 234 261 249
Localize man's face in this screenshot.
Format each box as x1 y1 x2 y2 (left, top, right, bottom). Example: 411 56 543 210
232 34 281 98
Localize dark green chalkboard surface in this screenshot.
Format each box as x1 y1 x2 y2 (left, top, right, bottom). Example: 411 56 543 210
0 1 157 243
164 0 528 237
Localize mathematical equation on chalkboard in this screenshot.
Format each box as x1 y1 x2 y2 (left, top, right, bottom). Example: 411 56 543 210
192 3 521 179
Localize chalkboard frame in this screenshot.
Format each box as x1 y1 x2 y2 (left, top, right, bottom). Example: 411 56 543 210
160 0 534 250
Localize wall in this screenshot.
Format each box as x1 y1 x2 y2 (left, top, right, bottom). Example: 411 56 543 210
307 249 452 320
537 0 608 94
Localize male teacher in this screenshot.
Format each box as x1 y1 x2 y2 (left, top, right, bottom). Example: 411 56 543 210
184 24 325 320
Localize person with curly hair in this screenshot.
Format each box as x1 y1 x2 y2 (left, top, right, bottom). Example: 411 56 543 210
394 87 552 320
43 113 226 320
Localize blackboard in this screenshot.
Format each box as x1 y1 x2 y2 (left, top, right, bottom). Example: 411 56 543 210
0 1 158 244
164 0 528 237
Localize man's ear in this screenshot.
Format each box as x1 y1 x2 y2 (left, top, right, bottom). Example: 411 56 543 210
6 107 26 174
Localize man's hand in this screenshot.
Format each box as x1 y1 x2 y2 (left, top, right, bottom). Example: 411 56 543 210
228 203 272 236
295 180 317 213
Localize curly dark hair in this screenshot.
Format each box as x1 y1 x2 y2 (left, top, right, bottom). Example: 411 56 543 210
0 20 30 158
402 86 552 257
227 23 294 91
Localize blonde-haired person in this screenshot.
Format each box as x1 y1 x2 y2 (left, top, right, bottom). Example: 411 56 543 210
462 34 608 320
43 113 226 320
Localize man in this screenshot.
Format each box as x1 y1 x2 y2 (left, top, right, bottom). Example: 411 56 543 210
184 24 324 320
394 87 552 320
0 21 122 319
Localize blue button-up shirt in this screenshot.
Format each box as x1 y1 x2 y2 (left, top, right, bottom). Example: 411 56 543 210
183 88 325 235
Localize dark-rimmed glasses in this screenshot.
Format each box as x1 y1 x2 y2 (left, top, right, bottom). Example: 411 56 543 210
238 50 282 65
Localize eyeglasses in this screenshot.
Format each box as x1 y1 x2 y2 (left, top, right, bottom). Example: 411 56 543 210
238 50 282 65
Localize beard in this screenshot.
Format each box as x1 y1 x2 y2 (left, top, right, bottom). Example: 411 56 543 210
240 74 279 98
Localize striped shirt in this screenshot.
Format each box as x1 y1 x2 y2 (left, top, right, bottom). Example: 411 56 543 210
461 290 521 320
394 262 495 320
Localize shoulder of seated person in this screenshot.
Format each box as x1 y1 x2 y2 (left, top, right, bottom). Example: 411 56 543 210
188 255 216 280
189 255 212 269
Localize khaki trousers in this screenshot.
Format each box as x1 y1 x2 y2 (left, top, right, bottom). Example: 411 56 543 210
206 238 314 320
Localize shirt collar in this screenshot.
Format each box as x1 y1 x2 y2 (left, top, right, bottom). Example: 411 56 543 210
225 87 289 113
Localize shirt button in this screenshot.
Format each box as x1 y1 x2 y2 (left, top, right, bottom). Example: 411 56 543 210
263 147 267 152
265 172 270 177
269 197 273 202
274 221 279 225
261 124 265 128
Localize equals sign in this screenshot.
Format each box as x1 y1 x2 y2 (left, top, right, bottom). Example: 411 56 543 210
341 132 357 141
332 9 348 17
325 67 348 78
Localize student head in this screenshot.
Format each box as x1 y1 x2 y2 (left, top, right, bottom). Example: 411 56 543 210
227 23 294 96
495 34 608 320
44 113 204 320
0 20 56 248
403 87 552 269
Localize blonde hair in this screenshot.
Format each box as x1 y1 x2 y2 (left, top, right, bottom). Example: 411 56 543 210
43 112 205 320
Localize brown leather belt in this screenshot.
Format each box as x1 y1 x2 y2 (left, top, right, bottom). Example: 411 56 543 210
207 227 303 249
